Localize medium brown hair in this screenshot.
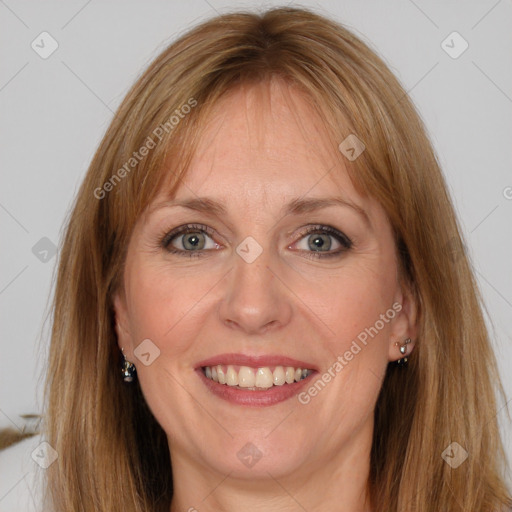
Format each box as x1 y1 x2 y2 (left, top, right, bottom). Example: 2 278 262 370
43 6 511 511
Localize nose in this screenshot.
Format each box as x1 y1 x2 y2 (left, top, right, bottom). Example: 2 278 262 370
218 243 293 335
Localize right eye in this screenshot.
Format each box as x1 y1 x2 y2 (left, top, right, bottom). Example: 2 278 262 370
161 223 221 257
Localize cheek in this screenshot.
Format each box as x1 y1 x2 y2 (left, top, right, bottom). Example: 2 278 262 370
315 260 396 342
327 292 392 378
123 257 205 355
294 270 397 429
304 259 398 402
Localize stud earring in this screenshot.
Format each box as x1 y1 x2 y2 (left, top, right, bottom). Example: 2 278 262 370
394 337 412 365
121 348 136 382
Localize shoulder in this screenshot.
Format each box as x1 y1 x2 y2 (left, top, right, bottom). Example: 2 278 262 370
0 433 45 511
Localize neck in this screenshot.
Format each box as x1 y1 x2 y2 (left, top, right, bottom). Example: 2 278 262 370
168 419 373 512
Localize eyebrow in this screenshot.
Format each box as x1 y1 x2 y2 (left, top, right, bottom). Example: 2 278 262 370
152 196 371 229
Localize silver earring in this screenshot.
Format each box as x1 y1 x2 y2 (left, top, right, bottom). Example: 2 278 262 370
121 349 136 382
395 338 412 365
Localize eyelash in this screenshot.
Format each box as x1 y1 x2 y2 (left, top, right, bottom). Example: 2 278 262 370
158 223 353 259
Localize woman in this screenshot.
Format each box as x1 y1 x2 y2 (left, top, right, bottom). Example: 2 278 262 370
42 6 511 512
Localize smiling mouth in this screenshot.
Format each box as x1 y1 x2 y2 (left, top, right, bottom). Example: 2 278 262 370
202 364 313 390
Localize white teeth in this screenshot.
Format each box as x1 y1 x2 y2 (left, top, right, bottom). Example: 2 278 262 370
255 367 273 389
226 365 238 386
273 366 286 386
238 366 256 388
203 364 312 388
217 365 226 384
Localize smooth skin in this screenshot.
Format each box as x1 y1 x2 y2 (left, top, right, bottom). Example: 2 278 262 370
114 77 418 512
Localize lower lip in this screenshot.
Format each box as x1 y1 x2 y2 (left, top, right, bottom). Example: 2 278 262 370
196 368 315 406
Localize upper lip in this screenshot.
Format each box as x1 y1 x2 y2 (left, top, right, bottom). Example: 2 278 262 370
196 353 318 371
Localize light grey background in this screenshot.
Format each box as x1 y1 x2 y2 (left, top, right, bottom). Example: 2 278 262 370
1 0 511 468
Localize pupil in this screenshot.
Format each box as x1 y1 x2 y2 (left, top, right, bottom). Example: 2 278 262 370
185 233 202 249
309 234 330 251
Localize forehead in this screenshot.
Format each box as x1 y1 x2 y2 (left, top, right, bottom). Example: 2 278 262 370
155 78 375 220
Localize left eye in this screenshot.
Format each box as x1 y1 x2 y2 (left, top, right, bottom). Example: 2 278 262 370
290 225 353 258
294 232 341 252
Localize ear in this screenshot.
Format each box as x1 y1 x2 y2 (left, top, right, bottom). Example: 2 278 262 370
387 280 419 362
112 287 133 356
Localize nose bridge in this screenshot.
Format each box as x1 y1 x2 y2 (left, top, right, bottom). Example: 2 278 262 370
218 236 292 334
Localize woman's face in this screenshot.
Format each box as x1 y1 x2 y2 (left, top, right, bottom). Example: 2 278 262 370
114 79 416 488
